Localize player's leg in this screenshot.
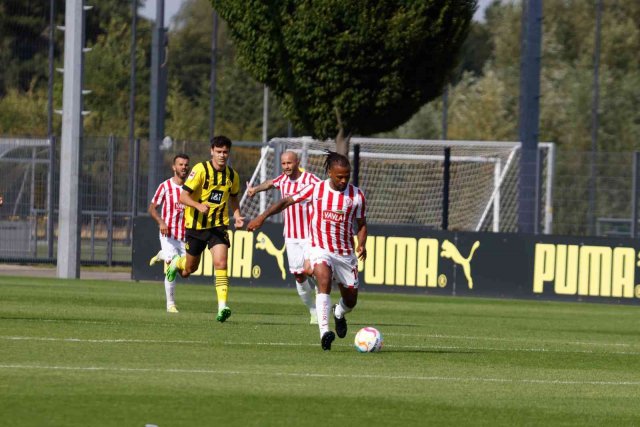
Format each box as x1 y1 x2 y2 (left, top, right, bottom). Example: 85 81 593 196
166 230 205 280
210 227 232 322
162 237 183 312
332 254 360 338
310 247 335 350
287 239 317 324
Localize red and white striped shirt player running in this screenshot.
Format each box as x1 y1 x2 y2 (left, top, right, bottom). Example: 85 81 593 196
246 151 320 324
247 151 368 351
148 154 190 313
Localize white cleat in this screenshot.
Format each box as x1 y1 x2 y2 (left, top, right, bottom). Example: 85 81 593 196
149 250 163 266
309 310 318 325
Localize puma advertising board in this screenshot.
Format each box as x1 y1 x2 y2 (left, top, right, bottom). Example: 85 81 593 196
132 217 640 304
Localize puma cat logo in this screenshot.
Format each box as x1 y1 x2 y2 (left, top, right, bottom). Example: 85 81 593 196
440 240 480 289
255 231 287 280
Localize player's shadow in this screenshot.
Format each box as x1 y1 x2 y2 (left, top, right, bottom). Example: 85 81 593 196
379 348 478 354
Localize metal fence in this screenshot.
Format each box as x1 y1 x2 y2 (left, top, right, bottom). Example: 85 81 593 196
1 136 639 265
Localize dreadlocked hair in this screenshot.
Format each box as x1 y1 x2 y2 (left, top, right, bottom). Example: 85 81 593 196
323 150 350 174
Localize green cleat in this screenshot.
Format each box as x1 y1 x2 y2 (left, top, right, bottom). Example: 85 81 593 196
216 306 232 323
166 305 179 313
166 255 180 282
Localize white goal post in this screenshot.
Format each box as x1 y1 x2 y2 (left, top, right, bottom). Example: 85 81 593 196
241 137 555 233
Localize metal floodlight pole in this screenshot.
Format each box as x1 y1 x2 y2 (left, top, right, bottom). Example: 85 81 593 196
588 0 603 235
148 0 166 201
517 0 543 234
57 0 85 278
209 11 219 138
47 0 56 137
128 0 137 151
442 85 449 140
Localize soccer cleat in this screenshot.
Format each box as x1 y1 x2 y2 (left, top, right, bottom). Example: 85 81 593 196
216 306 232 323
309 311 318 325
333 304 347 338
166 305 179 313
166 255 180 282
149 250 163 266
321 331 336 351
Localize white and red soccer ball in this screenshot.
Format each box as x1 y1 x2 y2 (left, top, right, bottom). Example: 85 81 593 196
354 327 383 353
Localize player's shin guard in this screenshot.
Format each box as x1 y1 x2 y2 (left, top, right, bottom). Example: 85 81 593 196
215 269 229 310
296 279 316 312
334 298 353 319
316 293 331 337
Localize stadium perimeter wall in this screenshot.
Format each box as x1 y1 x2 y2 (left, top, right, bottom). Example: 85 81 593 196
133 216 640 305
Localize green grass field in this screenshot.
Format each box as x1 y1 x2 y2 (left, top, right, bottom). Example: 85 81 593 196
2 275 640 426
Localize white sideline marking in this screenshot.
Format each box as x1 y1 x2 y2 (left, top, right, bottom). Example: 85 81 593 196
3 335 640 355
0 336 206 344
222 341 640 356
0 363 638 387
390 332 636 348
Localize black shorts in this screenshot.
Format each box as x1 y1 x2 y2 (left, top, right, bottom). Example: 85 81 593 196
185 227 230 256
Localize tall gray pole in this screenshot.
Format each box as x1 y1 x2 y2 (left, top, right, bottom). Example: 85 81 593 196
588 0 603 235
47 0 56 259
441 85 449 140
127 0 138 244
128 0 137 148
517 0 543 233
148 0 166 201
47 0 55 138
57 0 85 278
262 85 269 143
209 11 219 138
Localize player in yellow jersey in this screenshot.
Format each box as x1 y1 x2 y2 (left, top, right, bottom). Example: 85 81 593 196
166 135 245 322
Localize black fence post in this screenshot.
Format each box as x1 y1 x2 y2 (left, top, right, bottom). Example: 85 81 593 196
47 136 56 259
442 147 451 230
107 136 115 266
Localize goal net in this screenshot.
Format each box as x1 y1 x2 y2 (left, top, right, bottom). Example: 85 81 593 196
240 137 555 233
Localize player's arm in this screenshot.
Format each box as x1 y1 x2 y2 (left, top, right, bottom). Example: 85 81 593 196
229 194 245 228
180 188 209 214
147 202 169 236
355 217 368 261
246 196 298 231
246 179 274 198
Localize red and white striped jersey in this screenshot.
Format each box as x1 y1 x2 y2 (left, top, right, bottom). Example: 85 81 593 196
151 178 186 241
272 171 320 239
292 180 366 255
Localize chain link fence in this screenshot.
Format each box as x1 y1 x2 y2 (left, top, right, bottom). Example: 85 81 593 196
1 136 639 265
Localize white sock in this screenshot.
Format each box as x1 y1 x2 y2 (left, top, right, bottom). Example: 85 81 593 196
334 298 352 319
316 293 331 337
164 277 176 308
296 279 316 313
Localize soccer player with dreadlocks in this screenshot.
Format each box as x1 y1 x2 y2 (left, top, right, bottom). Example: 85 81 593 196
247 151 367 351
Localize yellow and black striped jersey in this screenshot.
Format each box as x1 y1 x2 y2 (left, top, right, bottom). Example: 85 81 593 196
182 161 240 229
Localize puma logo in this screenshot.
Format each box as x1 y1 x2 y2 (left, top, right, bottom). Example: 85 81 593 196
440 240 480 289
255 231 287 280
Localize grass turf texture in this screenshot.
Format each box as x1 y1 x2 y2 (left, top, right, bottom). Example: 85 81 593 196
1 276 640 426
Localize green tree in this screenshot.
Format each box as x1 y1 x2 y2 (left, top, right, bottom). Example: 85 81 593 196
167 0 289 142
212 0 475 153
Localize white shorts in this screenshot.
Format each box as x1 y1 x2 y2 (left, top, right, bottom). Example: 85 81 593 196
285 238 311 274
159 234 186 263
309 246 359 289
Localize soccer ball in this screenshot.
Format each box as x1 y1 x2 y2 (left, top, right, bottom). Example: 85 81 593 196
354 327 383 353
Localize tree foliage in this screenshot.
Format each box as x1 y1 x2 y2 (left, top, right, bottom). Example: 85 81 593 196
166 0 289 142
212 0 475 150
